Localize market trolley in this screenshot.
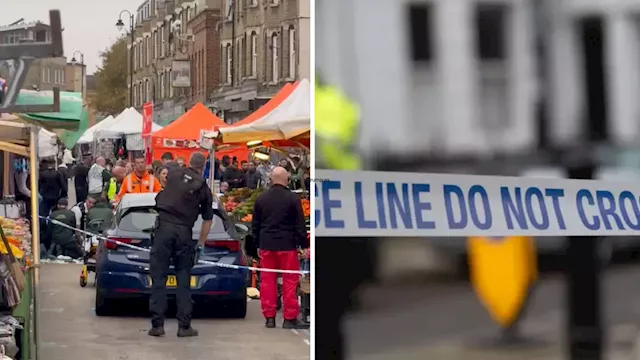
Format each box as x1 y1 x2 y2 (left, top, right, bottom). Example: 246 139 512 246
79 220 103 288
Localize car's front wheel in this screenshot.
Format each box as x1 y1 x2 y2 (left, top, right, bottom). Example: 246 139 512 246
226 297 247 319
95 287 114 316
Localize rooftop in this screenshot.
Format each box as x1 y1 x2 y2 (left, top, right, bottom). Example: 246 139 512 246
0 20 48 32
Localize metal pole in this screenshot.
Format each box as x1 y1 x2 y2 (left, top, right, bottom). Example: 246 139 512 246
29 126 40 360
129 15 135 107
566 158 603 360
80 54 85 99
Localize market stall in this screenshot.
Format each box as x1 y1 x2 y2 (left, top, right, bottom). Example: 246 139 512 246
150 103 249 161
76 115 115 145
209 80 312 324
0 91 83 360
0 114 43 360
96 107 163 152
214 79 311 144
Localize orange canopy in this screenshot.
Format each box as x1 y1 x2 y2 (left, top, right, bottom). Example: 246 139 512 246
152 102 226 141
150 102 250 162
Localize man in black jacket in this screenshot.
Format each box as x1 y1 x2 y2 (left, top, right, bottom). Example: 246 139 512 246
74 157 90 203
252 166 308 329
222 161 245 189
39 158 67 216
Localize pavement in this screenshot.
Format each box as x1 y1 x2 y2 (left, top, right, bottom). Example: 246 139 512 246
345 260 640 360
38 263 310 360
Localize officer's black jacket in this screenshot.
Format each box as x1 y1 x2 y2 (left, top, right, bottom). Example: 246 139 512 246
39 167 67 201
155 167 214 227
49 209 76 245
252 184 307 251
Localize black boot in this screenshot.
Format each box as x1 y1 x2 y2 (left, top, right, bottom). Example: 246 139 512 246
283 318 310 329
148 326 165 337
177 327 199 337
265 317 276 328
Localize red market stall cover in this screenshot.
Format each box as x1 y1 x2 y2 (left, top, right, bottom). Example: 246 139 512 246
150 102 250 161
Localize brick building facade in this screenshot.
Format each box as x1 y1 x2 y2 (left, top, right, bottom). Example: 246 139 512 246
210 0 310 123
188 9 222 106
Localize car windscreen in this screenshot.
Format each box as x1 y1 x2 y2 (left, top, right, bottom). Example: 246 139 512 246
118 207 230 238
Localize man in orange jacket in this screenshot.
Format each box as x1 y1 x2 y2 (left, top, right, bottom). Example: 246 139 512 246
114 154 162 204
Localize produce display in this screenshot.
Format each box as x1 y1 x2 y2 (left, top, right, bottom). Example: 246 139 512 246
0 217 31 263
221 188 311 223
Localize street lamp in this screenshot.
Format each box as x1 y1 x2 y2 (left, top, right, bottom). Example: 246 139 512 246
71 50 85 96
116 9 135 107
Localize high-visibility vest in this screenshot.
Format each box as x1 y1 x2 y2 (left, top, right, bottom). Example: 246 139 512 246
315 83 361 170
106 178 118 201
125 173 157 193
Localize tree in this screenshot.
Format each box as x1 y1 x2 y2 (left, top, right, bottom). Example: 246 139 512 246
89 37 128 115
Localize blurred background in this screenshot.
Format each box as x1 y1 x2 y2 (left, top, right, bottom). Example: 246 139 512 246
316 0 640 359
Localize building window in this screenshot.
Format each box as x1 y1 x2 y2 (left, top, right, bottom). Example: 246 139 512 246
146 37 150 65
54 70 59 84
407 3 434 63
61 70 65 85
226 43 232 84
270 0 279 5
41 68 46 83
169 70 174 98
146 79 151 103
45 68 50 83
152 32 157 59
288 26 296 78
160 73 165 99
271 33 279 82
161 26 165 56
251 32 258 77
237 38 243 79
133 84 137 105
249 0 258 7
475 4 507 60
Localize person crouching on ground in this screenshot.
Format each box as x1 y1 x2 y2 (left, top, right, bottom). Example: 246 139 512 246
48 198 83 259
252 166 309 329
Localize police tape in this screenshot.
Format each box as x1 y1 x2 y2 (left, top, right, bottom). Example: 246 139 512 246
315 169 640 237
39 216 310 276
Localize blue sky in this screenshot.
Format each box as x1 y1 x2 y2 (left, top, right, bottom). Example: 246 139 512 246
0 0 140 74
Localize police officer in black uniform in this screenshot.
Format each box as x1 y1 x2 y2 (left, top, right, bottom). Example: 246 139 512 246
148 152 214 338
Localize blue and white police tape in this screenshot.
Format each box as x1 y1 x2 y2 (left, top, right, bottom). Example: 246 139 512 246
315 169 640 237
40 216 309 276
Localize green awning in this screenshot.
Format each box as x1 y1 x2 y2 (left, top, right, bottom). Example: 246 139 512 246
58 108 89 148
16 90 83 131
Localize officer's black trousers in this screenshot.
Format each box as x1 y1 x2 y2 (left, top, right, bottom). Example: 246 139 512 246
316 237 378 360
149 222 195 329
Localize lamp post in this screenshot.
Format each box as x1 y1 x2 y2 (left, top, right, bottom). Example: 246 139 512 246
116 10 135 107
70 50 84 97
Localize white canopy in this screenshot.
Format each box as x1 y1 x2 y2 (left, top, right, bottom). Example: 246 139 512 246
37 128 58 158
76 115 116 144
213 78 311 143
97 107 162 137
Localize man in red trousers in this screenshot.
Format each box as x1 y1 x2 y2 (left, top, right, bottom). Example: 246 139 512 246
252 166 309 329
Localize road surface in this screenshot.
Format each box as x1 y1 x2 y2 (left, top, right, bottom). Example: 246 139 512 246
38 264 310 360
345 260 640 359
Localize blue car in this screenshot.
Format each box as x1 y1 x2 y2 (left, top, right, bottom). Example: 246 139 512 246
94 193 248 318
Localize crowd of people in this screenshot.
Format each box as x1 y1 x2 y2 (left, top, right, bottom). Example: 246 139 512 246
210 154 310 195
10 147 311 332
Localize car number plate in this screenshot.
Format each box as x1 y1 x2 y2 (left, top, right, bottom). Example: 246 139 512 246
149 276 197 288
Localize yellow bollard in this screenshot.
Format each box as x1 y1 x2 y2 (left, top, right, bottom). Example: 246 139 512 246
467 236 538 329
